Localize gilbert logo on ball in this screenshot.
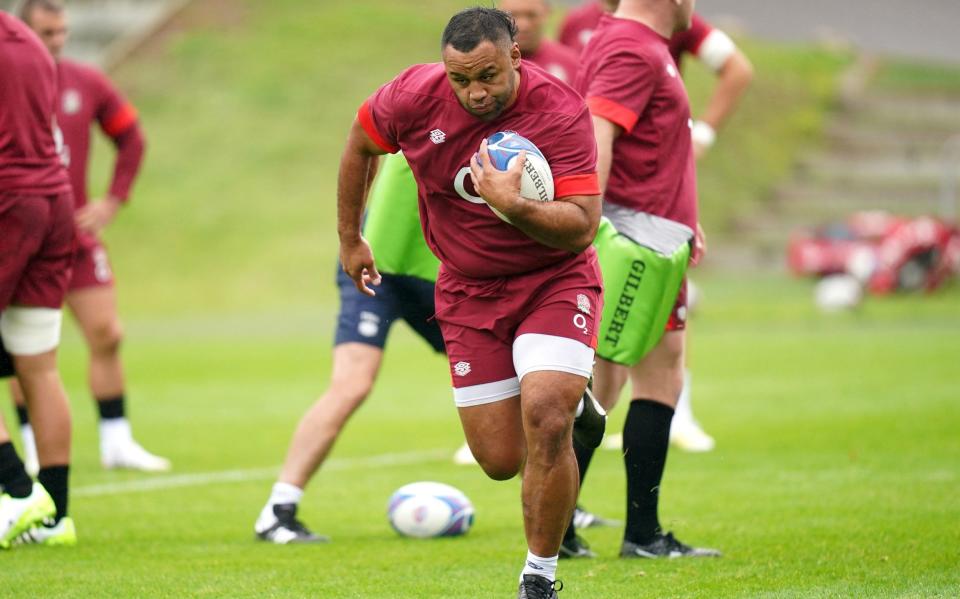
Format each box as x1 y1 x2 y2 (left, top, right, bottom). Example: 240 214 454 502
387 481 474 538
482 131 555 222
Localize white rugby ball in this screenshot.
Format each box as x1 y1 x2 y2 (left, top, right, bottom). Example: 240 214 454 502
484 131 554 222
387 481 474 538
814 274 863 312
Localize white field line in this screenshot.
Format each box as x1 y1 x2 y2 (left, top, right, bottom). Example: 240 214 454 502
72 449 449 498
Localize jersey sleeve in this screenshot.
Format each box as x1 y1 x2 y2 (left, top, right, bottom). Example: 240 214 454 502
91 68 144 202
92 69 138 138
584 50 657 133
546 106 601 199
357 74 406 154
680 14 713 57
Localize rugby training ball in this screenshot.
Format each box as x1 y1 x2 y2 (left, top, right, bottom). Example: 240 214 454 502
814 274 863 312
483 131 554 222
387 481 474 538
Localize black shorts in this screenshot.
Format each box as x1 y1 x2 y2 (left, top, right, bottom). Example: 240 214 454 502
334 266 444 353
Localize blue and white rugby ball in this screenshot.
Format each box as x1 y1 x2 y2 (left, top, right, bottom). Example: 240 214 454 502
387 481 474 538
484 131 554 222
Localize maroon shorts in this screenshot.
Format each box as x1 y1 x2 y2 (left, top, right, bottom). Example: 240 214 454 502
665 278 688 332
69 236 114 291
0 192 76 311
434 249 603 399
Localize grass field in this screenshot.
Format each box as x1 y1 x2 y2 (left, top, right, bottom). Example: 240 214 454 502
1 275 957 598
2 0 958 597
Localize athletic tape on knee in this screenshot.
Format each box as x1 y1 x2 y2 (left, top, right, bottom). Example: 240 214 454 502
512 333 595 382
593 219 689 366
0 307 63 356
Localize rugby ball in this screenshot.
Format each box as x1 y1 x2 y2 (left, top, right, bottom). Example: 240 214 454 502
483 131 554 222
814 274 863 312
387 481 474 538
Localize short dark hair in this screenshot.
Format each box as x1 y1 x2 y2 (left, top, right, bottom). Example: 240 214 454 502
441 7 517 53
18 0 65 23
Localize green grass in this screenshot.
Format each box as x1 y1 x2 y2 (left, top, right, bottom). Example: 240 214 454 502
682 40 851 238
870 58 960 95
4 0 957 596
83 0 853 316
1 275 958 598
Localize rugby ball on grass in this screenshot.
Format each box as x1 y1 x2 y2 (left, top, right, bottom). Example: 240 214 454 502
483 131 554 222
387 481 474 538
814 274 863 312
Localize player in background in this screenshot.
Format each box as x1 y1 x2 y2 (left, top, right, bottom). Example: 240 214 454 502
557 0 618 54
254 152 446 543
573 0 722 559
562 0 753 452
0 9 78 548
340 8 604 596
498 0 579 84
14 0 170 473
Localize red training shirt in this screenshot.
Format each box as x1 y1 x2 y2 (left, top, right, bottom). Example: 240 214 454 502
56 59 144 211
0 12 70 198
359 61 600 279
575 15 697 230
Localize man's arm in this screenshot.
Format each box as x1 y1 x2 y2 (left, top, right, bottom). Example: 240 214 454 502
76 74 146 234
693 46 753 158
337 118 386 296
591 115 621 195
469 140 600 253
75 124 146 234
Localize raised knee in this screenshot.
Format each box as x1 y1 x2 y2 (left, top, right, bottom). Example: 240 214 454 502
475 447 524 481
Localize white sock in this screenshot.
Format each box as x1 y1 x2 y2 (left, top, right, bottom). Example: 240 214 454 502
20 423 35 449
268 481 304 506
100 417 133 449
672 369 695 428
520 550 558 582
256 482 304 532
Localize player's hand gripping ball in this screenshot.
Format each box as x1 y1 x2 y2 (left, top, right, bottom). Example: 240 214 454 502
387 481 474 538
481 131 554 222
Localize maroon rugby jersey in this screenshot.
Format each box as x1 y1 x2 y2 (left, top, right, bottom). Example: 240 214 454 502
0 12 70 197
56 59 144 209
557 0 604 56
575 14 697 230
559 1 714 68
669 14 714 69
525 39 579 84
359 61 600 279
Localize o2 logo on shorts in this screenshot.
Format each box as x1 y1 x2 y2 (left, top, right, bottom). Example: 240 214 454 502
573 313 589 336
93 248 112 283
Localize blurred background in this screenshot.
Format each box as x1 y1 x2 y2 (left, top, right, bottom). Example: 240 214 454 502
0 1 957 597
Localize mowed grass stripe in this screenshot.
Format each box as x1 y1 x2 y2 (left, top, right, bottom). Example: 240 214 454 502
72 449 448 498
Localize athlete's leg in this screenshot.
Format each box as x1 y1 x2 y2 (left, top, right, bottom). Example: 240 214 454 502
256 269 401 544
12 348 71 526
65 286 124 400
619 328 717 557
519 370 587 556
14 349 71 468
0 412 56 548
257 343 385 544
592 357 630 412
457 396 524 480
278 343 384 488
628 329 685 409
